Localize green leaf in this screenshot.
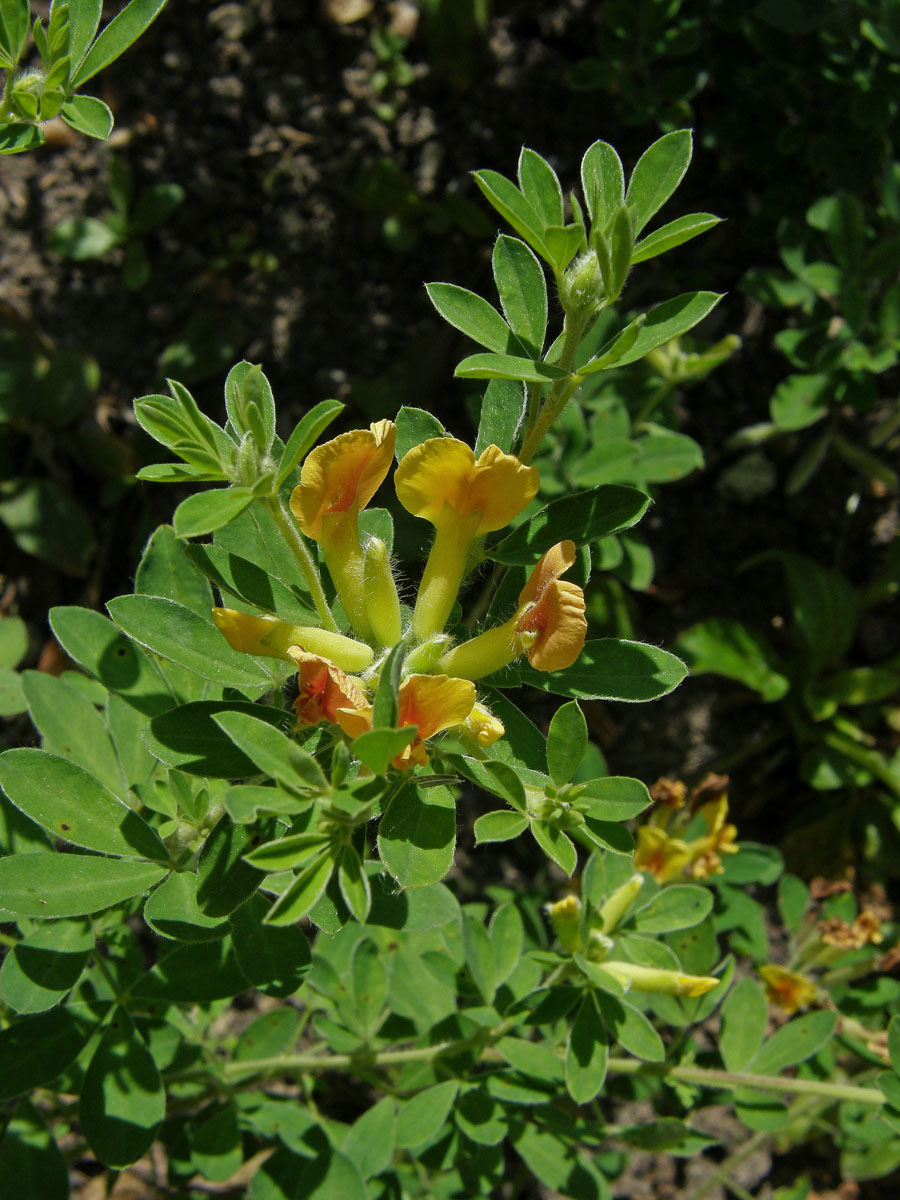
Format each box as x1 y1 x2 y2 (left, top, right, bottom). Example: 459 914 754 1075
594 991 664 1062
472 169 549 260
492 235 548 357
80 1008 165 1168
612 291 723 367
372 640 405 729
145 701 289 777
136 524 213 616
546 700 588 786
603 203 633 298
756 550 857 669
189 1101 243 1183
720 978 767 1072
0 918 93 1014
581 140 625 227
0 749 167 860
518 148 564 226
132 938 249 1001
750 1010 838 1075
224 361 276 454
631 212 722 264
107 594 270 690
56 0 102 67
186 543 317 625
244 832 332 873
173 487 255 538
395 1081 459 1149
473 810 529 844
463 913 496 1003
634 428 704 484
0 478 96 572
0 0 30 66
22 670 126 797
0 616 27 668
475 378 525 456
275 399 344 488
60 94 113 140
531 819 577 875
625 129 693 237
265 852 335 926
577 776 651 821
489 484 649 564
888 1015 900 1076
455 352 568 383
229 893 311 997
71 0 169 87
0 123 45 154
378 783 456 888
718 842 783 886
777 874 810 934
631 885 713 933
337 845 371 923
0 1008 94 1103
0 1099 68 1199
494 638 687 702
425 283 511 354
342 1098 396 1179
197 815 275 917
565 994 609 1103
49 215 119 260
0 667 26 717
0 853 166 918
212 711 327 792
490 902 524 985
352 727 417 775
49 606 172 716
770 373 831 431
143 871 231 941
394 405 446 461
295 1147 367 1200
580 315 646 373
675 618 789 702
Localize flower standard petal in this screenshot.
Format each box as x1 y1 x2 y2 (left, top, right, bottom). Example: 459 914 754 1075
395 438 539 639
289 421 396 639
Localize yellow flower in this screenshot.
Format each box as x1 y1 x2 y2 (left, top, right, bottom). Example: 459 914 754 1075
288 650 368 726
687 795 739 880
602 961 720 998
395 438 539 639
634 825 692 883
336 673 477 770
463 703 506 748
289 421 396 638
211 607 374 673
759 965 818 1014
437 541 587 680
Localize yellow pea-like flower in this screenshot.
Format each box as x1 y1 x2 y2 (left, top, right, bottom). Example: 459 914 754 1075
289 420 396 639
437 540 587 680
335 673 476 771
395 438 539 640
288 650 368 727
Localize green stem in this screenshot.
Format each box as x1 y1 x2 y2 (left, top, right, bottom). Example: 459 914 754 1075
518 311 591 465
605 1057 882 1105
265 497 338 632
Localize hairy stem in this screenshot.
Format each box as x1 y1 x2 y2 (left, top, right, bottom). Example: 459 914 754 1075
264 496 338 632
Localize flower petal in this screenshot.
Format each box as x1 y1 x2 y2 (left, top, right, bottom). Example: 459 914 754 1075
518 580 587 672
395 438 539 533
517 540 577 608
290 420 396 540
397 674 476 739
288 650 368 726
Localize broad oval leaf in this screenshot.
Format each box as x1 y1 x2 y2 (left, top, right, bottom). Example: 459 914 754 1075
0 853 166 918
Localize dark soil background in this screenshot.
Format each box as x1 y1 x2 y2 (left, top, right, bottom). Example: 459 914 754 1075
3 2 899 1197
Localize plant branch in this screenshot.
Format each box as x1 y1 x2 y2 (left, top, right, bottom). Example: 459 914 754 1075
264 496 339 632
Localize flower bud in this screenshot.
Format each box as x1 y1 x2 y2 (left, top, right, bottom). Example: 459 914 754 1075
601 961 720 998
560 250 606 317
363 536 402 648
548 895 583 952
596 873 644 935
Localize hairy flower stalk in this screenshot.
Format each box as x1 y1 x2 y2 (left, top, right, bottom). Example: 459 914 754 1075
395 438 539 641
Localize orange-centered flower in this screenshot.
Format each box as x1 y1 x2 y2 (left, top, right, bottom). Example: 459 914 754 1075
395 438 539 639
290 421 396 639
212 607 374 673
633 825 692 883
335 673 476 770
289 650 368 726
759 965 818 1014
437 541 587 680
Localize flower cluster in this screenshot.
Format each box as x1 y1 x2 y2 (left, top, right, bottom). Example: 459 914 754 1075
633 773 739 883
213 422 588 769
